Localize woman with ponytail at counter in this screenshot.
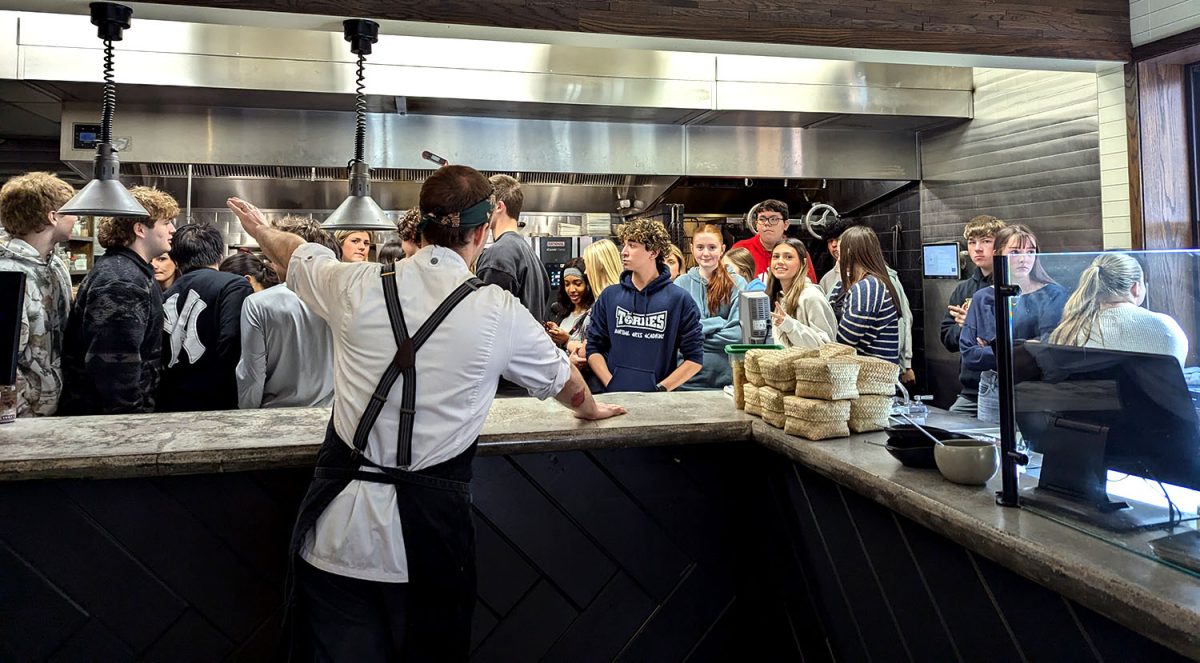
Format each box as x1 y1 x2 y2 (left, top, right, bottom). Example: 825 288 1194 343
1050 252 1187 365
674 224 746 389
765 238 837 349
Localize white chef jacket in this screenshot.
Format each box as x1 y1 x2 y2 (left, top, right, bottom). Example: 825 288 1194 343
288 242 571 582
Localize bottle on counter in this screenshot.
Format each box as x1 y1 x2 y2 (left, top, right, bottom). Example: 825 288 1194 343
0 384 16 424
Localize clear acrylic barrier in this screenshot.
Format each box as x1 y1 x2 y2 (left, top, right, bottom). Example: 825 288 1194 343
996 249 1200 578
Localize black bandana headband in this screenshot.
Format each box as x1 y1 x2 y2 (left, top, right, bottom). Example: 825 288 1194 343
418 196 493 231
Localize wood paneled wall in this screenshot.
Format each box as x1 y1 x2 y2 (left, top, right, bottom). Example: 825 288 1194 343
138 0 1132 61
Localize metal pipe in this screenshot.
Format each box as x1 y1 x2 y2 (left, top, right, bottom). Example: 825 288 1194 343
994 254 1024 507
186 163 193 223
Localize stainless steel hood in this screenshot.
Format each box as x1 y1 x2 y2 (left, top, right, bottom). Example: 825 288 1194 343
0 10 973 213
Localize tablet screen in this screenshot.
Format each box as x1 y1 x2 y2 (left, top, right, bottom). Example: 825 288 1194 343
923 243 960 279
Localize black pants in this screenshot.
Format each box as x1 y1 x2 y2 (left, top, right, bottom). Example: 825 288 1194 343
298 560 410 662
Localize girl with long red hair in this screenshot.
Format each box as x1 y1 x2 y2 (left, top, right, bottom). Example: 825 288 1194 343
674 225 746 389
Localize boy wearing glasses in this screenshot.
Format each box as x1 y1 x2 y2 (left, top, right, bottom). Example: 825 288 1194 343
731 199 817 285
0 172 76 416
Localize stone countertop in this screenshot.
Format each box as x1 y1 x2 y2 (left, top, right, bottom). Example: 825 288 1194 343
0 391 752 481
755 413 1200 661
3 393 1200 657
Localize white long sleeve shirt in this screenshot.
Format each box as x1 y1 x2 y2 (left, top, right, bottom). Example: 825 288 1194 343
235 284 334 409
289 243 570 583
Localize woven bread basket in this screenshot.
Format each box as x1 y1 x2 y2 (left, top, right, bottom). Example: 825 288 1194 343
783 395 851 422
745 364 765 388
743 383 761 416
760 348 806 392
852 356 901 395
758 386 785 414
762 409 786 428
848 394 892 433
818 342 857 358
784 416 850 441
793 358 860 401
744 349 769 372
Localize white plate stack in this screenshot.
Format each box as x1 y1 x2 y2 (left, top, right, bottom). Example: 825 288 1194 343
585 213 612 236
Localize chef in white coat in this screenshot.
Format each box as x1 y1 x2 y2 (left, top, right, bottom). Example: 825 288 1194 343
226 165 624 662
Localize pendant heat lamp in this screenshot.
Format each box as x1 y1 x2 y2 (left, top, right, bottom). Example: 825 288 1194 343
321 19 393 232
59 2 148 218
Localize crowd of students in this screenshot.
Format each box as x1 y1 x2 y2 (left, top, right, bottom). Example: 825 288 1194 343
1 169 1192 420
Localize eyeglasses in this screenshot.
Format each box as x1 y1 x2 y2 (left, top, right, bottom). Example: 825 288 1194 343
757 215 785 227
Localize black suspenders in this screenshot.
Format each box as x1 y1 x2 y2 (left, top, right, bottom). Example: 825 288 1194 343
348 270 484 471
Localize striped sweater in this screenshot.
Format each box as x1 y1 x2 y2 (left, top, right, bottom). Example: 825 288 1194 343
830 275 900 363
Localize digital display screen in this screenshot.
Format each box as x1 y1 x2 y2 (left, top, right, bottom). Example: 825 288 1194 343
73 123 102 150
922 242 961 279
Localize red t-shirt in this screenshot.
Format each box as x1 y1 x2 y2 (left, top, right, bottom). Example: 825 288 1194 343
731 235 818 283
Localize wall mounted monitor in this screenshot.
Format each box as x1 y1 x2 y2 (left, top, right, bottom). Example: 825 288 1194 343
922 242 961 279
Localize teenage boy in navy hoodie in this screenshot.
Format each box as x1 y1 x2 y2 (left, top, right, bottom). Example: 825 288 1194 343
587 218 704 392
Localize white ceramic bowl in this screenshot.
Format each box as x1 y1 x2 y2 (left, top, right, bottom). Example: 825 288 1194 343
934 439 999 485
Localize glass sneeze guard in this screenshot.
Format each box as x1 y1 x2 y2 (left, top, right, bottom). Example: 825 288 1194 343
993 248 1200 578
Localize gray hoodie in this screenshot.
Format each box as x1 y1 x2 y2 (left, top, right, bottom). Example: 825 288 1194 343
0 238 71 416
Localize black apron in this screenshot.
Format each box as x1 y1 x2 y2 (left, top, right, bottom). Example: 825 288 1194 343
287 271 485 662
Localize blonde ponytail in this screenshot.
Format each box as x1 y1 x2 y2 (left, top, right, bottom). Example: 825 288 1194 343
1049 253 1143 346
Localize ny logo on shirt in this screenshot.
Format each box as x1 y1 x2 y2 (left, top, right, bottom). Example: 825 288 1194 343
163 290 208 367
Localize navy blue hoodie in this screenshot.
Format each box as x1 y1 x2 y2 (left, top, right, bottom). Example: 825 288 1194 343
586 265 704 392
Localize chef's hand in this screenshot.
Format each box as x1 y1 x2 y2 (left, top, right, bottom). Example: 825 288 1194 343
948 304 968 327
226 197 268 238
900 368 916 385
576 401 627 421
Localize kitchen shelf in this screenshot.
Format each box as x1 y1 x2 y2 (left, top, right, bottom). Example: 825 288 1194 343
68 235 93 242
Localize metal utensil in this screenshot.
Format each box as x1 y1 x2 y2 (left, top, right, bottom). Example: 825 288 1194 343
893 413 946 446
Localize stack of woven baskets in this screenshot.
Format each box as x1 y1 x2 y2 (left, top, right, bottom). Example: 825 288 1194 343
735 343 900 441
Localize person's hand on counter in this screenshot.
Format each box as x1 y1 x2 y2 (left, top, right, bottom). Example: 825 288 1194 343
555 364 625 421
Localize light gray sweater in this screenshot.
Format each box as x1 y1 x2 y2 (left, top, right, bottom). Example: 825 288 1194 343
1071 305 1188 366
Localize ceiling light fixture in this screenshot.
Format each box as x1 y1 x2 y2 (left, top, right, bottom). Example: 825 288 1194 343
58 2 148 218
321 19 394 232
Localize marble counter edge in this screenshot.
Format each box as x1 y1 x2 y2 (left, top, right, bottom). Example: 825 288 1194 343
0 392 754 481
752 423 1200 661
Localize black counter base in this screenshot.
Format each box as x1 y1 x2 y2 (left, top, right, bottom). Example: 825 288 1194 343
0 443 1187 661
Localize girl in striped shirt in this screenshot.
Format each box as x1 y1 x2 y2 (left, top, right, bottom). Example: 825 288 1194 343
828 227 901 363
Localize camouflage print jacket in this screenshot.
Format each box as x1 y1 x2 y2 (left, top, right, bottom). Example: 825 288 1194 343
59 247 164 415
0 238 72 416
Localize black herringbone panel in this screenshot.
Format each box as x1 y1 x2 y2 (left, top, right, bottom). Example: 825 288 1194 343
764 454 1193 663
0 443 1188 661
0 445 760 661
